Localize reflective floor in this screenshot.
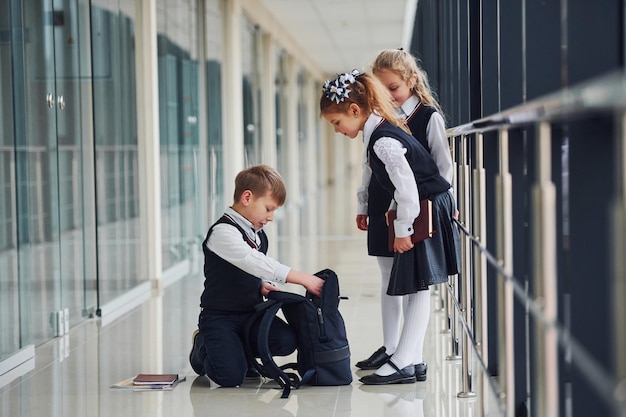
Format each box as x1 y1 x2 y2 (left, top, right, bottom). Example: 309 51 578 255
0 181 503 417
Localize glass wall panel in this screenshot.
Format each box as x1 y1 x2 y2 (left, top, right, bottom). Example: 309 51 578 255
241 17 260 166
1 0 94 355
203 0 224 225
15 0 64 346
91 0 140 304
275 49 287 239
55 0 93 328
297 69 309 236
0 0 19 361
275 49 287 175
157 0 200 270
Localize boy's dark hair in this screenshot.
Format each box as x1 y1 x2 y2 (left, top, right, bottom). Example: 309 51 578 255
233 165 287 205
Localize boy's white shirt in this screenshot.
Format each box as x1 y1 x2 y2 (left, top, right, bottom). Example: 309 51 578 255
205 207 290 285
360 113 420 239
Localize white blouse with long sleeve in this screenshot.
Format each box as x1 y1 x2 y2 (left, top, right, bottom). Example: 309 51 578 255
357 97 453 219
400 96 453 185
359 113 420 239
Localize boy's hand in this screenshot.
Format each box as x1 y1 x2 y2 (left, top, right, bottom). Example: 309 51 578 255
260 281 280 296
305 275 325 297
286 270 325 297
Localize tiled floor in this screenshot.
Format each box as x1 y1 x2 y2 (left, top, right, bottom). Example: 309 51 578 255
0 183 502 417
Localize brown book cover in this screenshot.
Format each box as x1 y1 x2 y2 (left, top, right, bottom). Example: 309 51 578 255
387 200 435 251
132 373 179 386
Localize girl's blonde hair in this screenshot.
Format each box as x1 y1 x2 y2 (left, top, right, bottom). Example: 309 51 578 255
372 49 445 120
319 72 410 134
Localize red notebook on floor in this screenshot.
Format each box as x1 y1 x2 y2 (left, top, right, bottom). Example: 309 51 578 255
387 200 435 251
132 374 179 386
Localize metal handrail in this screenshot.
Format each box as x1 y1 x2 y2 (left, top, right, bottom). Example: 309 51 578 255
447 69 626 137
443 269 505 415
443 69 626 416
452 219 623 415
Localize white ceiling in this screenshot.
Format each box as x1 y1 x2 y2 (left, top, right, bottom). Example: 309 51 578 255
257 0 416 78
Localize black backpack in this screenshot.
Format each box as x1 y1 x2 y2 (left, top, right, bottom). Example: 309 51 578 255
244 269 352 398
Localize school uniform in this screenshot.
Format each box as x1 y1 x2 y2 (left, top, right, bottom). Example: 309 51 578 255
354 114 401 369
401 96 454 187
195 209 297 387
366 177 395 256
364 113 460 295
402 96 435 152
357 147 394 257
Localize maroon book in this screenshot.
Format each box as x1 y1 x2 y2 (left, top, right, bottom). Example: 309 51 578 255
132 374 179 386
387 200 435 252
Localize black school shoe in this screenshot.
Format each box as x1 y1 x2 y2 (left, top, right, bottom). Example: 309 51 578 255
355 346 391 370
359 360 416 385
415 362 428 381
189 329 205 376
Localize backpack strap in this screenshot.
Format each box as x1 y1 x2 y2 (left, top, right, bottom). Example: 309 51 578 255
243 293 305 398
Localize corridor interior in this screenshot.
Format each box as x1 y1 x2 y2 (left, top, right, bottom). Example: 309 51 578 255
0 178 499 417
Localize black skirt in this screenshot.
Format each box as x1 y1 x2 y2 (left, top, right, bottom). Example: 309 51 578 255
387 191 460 295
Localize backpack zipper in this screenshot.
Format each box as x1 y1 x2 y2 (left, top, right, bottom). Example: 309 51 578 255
316 307 328 341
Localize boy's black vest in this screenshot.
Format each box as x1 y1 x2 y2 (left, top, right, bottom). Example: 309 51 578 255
200 215 267 312
406 103 436 153
368 120 450 200
244 269 352 398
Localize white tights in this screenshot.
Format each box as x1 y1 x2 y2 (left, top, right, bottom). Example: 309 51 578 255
377 257 402 354
375 289 431 376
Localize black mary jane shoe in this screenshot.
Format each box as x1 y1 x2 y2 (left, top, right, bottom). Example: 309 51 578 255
414 362 428 381
355 346 391 370
359 361 416 385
